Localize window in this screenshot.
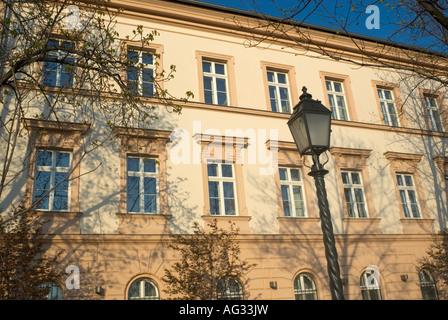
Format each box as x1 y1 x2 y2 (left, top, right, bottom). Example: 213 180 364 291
217 277 243 300
341 171 368 218
127 49 155 97
424 95 444 132
419 269 438 300
377 88 399 127
207 162 237 216
126 157 158 214
396 174 421 218
32 150 71 211
128 278 159 300
202 60 229 106
326 80 349 120
279 167 306 217
360 270 382 300
42 39 75 88
267 70 291 113
294 273 318 300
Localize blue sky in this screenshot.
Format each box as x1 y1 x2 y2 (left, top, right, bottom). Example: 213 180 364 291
195 0 414 44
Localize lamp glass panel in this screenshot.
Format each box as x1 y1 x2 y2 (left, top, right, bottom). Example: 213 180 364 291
289 115 310 154
304 112 330 148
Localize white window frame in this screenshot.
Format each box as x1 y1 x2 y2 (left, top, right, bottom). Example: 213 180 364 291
326 79 349 120
202 60 229 106
294 273 318 300
341 170 368 218
279 167 306 217
396 173 421 219
42 39 76 88
207 162 238 216
267 70 292 114
128 278 159 300
127 49 156 97
126 157 159 214
33 150 72 211
377 88 400 127
360 270 382 300
424 95 444 132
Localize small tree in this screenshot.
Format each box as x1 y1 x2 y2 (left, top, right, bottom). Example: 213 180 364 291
163 219 256 300
418 229 448 299
0 205 65 300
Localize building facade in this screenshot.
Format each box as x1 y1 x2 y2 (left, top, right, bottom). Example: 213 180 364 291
2 0 447 300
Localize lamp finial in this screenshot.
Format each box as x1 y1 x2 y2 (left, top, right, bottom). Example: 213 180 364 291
300 86 312 101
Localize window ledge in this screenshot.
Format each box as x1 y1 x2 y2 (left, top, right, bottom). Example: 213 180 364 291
400 218 434 234
201 215 251 234
342 217 382 235
117 213 171 234
277 216 322 234
37 211 83 234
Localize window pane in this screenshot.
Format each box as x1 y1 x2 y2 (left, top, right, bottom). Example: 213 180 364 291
55 152 70 167
290 169 300 181
400 190 410 218
209 198 220 215
344 188 355 217
144 177 156 194
341 172 349 184
208 181 219 198
202 61 211 73
277 73 286 84
203 76 213 90
207 163 218 177
142 52 153 65
279 168 287 181
36 151 52 166
223 182 234 198
384 90 392 100
143 159 156 173
396 175 404 186
127 158 139 172
53 191 68 210
216 78 226 92
224 199 236 215
404 175 413 187
34 171 51 191
217 92 227 106
54 172 69 191
351 172 360 185
221 164 233 178
267 71 274 82
215 63 225 75
293 186 304 216
334 82 342 92
144 195 157 213
127 194 140 213
281 185 291 217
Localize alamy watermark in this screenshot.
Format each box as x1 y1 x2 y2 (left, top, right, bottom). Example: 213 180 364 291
365 265 381 289
365 5 380 30
65 265 80 290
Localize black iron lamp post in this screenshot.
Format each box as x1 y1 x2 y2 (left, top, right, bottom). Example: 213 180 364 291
287 86 345 300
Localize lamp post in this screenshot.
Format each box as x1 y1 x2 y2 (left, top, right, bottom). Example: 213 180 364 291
287 86 345 300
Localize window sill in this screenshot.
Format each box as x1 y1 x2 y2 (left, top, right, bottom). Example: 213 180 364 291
342 217 382 234
400 218 434 234
277 216 322 234
201 215 251 234
116 213 171 234
37 211 83 234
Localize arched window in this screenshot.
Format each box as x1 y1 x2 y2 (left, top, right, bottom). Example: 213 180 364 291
419 269 438 300
294 273 318 300
128 277 159 300
216 277 243 300
39 283 63 300
360 269 382 300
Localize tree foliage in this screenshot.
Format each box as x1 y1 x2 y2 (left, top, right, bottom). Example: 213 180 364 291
163 219 256 300
418 229 448 299
0 206 64 299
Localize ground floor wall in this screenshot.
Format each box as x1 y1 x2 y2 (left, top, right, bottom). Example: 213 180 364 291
44 232 438 300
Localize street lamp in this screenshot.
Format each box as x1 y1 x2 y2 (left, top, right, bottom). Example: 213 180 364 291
287 86 345 300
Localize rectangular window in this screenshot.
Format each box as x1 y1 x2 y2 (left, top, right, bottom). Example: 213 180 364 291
341 171 367 218
279 167 306 217
268 70 291 113
207 162 237 215
127 50 155 97
424 96 444 132
33 150 71 211
42 39 75 88
397 174 421 218
202 60 229 106
326 80 349 120
377 88 399 127
126 157 158 214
